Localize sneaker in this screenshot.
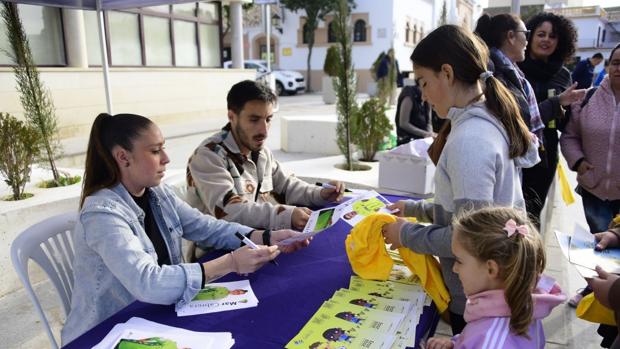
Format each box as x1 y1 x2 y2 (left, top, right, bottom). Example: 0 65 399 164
568 289 584 308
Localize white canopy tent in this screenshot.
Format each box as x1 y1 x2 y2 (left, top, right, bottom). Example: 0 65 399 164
4 0 210 114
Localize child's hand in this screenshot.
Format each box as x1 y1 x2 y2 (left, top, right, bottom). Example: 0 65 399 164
382 218 407 250
594 231 620 251
426 337 454 349
387 201 407 217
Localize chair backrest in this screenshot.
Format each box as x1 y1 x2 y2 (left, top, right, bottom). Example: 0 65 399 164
11 212 78 349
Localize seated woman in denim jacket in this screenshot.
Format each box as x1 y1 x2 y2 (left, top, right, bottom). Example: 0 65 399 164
61 113 309 345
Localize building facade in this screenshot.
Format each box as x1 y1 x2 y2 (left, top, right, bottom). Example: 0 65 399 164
227 0 480 93
0 2 253 140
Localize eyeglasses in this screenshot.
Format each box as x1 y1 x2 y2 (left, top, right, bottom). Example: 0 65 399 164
515 30 531 39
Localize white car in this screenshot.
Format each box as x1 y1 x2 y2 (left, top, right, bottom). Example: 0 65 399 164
223 60 306 96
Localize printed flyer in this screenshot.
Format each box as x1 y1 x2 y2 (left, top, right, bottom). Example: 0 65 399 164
176 280 258 316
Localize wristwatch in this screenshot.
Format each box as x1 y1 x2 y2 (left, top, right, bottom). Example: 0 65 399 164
262 229 272 246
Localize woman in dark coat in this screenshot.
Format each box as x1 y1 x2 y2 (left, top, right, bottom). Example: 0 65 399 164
517 12 584 227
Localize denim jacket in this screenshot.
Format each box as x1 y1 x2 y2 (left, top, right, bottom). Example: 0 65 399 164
61 183 252 345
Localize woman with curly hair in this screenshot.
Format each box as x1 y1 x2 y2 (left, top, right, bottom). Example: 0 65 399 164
517 12 585 227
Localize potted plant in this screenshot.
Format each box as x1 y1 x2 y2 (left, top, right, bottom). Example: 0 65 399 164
322 45 339 104
351 98 392 161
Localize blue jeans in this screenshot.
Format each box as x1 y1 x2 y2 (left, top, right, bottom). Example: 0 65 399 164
578 186 620 234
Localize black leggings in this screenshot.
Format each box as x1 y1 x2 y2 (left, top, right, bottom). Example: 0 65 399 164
449 311 467 335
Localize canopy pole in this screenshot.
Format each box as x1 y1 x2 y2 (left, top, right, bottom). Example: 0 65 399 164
96 0 113 114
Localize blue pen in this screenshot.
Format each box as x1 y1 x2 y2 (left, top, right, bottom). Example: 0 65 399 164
235 232 279 266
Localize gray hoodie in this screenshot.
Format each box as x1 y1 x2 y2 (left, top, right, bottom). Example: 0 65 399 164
400 102 540 315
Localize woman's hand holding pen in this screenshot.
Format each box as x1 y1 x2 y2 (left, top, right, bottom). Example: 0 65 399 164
231 245 279 274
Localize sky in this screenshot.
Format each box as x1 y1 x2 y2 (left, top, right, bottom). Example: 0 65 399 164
479 0 619 8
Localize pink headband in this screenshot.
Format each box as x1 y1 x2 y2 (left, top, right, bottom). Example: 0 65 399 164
504 219 528 238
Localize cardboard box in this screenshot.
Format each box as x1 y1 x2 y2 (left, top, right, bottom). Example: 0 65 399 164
378 152 435 195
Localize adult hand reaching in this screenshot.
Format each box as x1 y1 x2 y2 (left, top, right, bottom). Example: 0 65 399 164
587 265 619 308
558 82 587 106
594 230 620 251
271 229 311 253
231 245 279 274
320 180 346 202
291 207 312 230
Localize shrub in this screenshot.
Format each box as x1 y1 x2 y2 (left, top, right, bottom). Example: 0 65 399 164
0 112 40 200
323 45 340 77
351 98 392 161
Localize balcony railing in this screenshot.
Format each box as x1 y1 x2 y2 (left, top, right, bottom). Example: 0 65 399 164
548 6 606 18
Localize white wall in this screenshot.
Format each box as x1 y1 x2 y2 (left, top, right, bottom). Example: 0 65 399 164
0 68 254 139
571 17 606 48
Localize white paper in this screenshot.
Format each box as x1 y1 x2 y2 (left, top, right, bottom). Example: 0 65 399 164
338 190 394 227
389 138 433 159
568 224 620 274
554 229 600 278
93 317 234 349
176 280 258 317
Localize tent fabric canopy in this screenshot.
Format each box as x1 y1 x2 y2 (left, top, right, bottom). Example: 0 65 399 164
2 0 197 11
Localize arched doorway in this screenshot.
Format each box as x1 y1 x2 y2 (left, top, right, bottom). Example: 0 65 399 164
252 34 279 66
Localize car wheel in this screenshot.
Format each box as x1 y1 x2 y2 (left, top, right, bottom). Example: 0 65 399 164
276 81 284 96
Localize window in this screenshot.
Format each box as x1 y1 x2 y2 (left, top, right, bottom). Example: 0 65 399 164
83 11 102 65
199 23 220 67
0 4 65 66
144 16 172 66
405 22 410 43
302 22 311 44
327 21 337 43
109 12 142 66
174 20 198 66
413 25 418 43
353 19 366 42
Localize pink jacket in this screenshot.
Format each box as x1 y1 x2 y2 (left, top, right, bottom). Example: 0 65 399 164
451 275 566 349
560 77 620 200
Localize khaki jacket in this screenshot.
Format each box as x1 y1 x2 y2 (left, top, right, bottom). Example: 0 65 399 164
186 126 328 229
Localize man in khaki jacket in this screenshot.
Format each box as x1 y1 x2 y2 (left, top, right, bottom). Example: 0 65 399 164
186 80 345 231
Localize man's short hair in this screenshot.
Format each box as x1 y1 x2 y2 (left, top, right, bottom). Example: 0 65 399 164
593 52 604 60
227 80 277 114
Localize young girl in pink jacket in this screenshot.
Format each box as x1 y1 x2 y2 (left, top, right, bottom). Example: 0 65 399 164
426 207 566 349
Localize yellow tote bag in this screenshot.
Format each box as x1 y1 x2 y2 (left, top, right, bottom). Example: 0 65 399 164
575 293 616 326
557 162 575 205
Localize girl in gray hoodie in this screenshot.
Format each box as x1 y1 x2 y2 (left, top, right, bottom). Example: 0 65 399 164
382 25 540 335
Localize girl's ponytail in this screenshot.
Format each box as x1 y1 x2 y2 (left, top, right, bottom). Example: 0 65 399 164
483 76 531 158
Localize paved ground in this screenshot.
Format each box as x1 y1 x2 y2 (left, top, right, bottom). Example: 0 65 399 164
1 93 605 348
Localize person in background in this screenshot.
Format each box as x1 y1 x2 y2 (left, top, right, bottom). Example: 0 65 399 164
395 80 435 145
425 207 565 349
186 80 345 233
594 59 610 87
376 48 401 105
382 24 539 335
561 43 620 347
474 13 545 145
586 215 620 348
572 52 604 89
62 113 309 345
517 12 585 228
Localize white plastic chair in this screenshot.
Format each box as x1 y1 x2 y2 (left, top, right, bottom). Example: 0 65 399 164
11 212 78 349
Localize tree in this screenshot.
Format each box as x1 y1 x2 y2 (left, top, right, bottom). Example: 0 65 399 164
332 0 356 170
1 3 62 184
0 112 40 200
281 0 341 92
438 0 447 27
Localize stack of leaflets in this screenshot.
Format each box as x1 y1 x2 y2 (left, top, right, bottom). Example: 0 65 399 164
278 190 397 246
555 224 620 278
286 277 430 349
93 317 234 349
176 280 258 316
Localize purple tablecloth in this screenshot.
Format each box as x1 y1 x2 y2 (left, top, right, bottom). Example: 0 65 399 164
63 194 439 348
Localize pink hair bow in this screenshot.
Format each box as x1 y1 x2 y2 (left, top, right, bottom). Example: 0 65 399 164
504 219 528 237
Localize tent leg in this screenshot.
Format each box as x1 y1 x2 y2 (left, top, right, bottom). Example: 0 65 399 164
96 0 113 114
